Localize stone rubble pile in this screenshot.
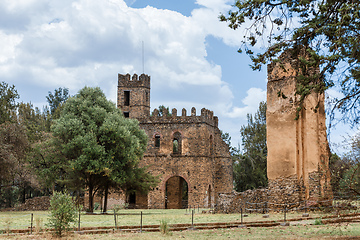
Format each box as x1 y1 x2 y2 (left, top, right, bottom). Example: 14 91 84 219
15 196 50 211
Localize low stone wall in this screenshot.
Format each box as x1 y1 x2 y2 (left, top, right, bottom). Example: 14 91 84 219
215 189 269 214
216 172 332 213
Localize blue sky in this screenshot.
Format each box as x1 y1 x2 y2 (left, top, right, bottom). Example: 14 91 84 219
0 0 350 153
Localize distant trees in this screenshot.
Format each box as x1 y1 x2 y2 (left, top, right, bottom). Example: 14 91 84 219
152 105 171 116
222 102 267 192
0 82 19 124
333 133 360 196
233 101 267 192
0 83 157 211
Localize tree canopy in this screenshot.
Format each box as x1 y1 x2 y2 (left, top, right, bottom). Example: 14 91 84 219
46 87 69 118
51 86 156 211
220 0 360 125
0 82 19 124
232 101 267 192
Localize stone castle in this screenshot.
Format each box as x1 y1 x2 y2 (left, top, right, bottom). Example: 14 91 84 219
88 50 332 211
116 73 233 209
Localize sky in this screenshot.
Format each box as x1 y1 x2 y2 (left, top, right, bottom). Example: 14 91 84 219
0 0 351 152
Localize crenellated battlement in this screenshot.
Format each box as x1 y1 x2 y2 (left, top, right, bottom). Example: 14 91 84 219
144 107 218 127
118 73 150 88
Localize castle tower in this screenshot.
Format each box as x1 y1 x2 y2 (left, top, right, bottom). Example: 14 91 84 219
266 50 332 206
117 73 150 119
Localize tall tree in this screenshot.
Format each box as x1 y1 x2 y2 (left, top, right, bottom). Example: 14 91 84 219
233 101 267 191
18 102 48 142
220 0 360 125
46 88 69 119
338 132 360 196
51 86 156 212
0 82 19 124
0 122 32 207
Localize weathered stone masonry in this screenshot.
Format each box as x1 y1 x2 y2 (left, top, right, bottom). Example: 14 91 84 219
216 51 332 213
266 51 332 206
117 73 233 209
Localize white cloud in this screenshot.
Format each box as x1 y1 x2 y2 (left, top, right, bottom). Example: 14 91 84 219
0 0 266 147
0 31 22 63
226 88 266 119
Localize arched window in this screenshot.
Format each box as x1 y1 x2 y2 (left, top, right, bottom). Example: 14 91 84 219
173 132 182 154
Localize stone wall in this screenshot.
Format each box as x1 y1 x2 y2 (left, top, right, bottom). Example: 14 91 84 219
138 111 232 208
216 171 328 213
266 50 332 204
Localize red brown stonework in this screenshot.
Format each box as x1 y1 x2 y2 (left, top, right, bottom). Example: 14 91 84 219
114 73 233 209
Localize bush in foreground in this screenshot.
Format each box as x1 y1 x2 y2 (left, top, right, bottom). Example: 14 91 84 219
47 191 77 237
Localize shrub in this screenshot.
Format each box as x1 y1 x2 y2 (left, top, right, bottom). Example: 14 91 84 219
94 202 100 211
159 219 170 235
112 202 129 212
314 218 323 225
47 191 77 237
4 217 12 234
35 217 43 233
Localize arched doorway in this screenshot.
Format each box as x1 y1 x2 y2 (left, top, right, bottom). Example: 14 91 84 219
165 176 188 209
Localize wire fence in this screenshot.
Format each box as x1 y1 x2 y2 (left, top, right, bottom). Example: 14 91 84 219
1 192 360 234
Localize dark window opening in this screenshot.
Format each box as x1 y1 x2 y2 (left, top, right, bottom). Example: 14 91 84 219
155 135 160 148
172 132 182 154
123 112 129 118
129 192 136 204
124 91 130 106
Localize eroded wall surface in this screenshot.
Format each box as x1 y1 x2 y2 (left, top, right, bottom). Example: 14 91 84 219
267 51 332 204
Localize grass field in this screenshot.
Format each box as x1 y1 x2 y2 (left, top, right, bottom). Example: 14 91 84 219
0 222 360 239
0 208 335 230
1 209 360 239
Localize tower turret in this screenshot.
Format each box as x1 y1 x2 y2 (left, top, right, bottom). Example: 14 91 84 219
117 73 150 119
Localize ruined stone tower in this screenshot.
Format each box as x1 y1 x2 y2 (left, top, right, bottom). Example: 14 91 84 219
117 73 150 119
115 73 233 209
267 51 332 205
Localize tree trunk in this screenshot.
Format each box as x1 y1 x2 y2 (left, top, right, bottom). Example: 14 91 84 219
103 183 109 213
88 183 94 213
21 187 26 203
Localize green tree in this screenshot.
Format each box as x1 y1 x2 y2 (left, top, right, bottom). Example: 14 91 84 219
233 101 267 191
338 132 360 196
0 82 19 124
18 102 48 142
51 86 156 212
220 0 360 125
0 122 31 207
47 191 77 237
46 87 69 119
329 153 351 195
28 133 68 194
153 105 171 116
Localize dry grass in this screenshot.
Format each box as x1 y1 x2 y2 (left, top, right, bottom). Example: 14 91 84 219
1 222 360 239
0 208 337 230
1 208 360 239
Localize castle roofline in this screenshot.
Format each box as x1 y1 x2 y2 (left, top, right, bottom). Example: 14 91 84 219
118 73 150 88
139 107 219 127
